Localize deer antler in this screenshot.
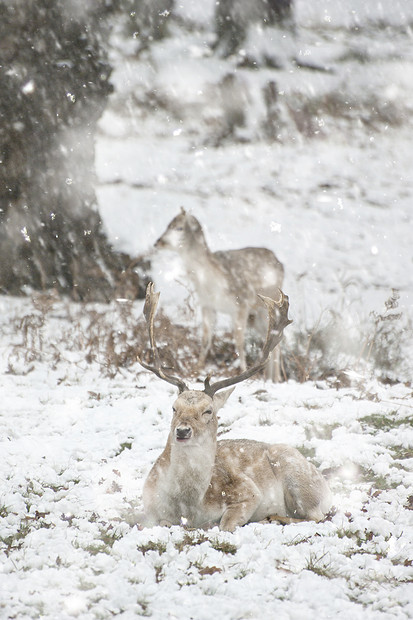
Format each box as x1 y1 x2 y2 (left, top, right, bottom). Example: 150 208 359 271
137 282 189 393
203 289 292 396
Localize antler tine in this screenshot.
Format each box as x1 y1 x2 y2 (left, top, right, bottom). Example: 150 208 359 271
204 289 292 396
137 282 189 393
143 282 160 363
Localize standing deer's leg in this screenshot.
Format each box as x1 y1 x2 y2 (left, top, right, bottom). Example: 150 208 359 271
265 346 281 382
200 307 216 366
253 303 282 382
234 306 249 370
274 345 282 382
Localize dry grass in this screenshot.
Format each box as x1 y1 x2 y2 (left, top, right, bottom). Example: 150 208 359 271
5 288 409 386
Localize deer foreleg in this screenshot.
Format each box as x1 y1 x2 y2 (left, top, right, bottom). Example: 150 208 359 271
219 478 262 532
199 307 216 366
234 307 249 371
264 345 281 382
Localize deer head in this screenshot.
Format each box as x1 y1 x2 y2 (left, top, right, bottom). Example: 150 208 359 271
137 282 292 409
154 208 207 254
168 388 234 451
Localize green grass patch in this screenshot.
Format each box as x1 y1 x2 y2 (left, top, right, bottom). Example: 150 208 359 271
138 540 167 555
0 505 9 518
174 532 237 556
359 466 399 490
1 513 54 555
305 551 336 578
114 440 133 456
285 534 312 546
210 538 238 555
175 532 209 552
391 446 413 460
360 412 412 434
297 445 317 460
99 524 123 548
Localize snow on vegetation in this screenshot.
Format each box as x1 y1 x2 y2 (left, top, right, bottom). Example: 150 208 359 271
0 353 412 618
1 0 413 618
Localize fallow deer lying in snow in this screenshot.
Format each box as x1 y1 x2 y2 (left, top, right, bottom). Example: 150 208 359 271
155 208 284 381
137 283 332 532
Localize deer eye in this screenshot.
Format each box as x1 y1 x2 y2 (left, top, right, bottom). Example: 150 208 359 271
202 409 213 417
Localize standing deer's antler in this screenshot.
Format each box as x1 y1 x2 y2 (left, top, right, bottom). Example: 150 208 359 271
137 282 189 393
203 290 292 396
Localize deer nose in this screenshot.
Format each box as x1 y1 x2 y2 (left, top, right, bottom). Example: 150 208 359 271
176 426 192 442
154 236 165 248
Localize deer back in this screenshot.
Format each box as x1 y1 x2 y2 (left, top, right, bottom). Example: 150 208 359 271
215 247 284 305
155 210 284 313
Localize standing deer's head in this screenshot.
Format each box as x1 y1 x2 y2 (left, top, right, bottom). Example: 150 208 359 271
137 283 292 421
154 208 207 253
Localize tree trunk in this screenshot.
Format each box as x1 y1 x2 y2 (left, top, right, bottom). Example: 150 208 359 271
0 0 146 301
214 0 294 57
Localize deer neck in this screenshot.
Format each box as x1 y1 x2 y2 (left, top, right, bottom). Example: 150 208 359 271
166 432 217 502
182 233 211 262
180 236 226 295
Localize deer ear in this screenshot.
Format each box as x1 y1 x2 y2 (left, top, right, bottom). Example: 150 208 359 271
186 214 202 234
212 387 235 411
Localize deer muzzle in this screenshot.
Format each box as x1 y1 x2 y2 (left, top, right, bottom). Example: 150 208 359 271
175 426 192 442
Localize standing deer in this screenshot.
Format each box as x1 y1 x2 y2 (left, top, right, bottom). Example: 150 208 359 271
155 208 284 381
137 283 332 532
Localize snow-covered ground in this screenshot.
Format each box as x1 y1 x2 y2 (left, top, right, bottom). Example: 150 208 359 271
0 357 412 619
1 1 413 618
